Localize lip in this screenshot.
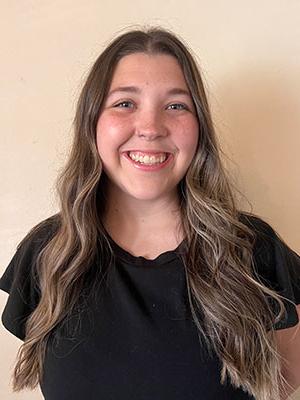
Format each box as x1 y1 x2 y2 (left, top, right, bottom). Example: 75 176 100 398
123 150 172 155
123 151 173 171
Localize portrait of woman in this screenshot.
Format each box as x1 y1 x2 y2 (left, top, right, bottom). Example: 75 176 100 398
0 26 299 400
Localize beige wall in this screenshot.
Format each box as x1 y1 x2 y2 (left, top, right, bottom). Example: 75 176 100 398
0 1 299 399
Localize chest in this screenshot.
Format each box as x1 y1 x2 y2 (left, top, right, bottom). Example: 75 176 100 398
40 262 254 400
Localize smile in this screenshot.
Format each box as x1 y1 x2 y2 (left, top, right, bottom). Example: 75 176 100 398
128 151 167 165
123 151 173 171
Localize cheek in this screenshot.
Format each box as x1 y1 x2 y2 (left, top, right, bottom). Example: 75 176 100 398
96 114 129 155
175 119 199 156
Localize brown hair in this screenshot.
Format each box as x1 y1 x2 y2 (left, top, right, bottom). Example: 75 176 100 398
11 26 291 400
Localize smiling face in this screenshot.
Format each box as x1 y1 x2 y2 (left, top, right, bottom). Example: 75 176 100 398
96 53 199 204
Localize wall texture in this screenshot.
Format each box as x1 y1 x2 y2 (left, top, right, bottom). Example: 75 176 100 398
0 1 299 399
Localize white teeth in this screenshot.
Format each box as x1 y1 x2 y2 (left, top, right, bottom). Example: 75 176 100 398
128 152 168 165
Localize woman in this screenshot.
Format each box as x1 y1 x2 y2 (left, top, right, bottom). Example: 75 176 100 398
0 27 299 400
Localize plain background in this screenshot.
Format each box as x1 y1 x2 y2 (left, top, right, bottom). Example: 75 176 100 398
0 1 299 399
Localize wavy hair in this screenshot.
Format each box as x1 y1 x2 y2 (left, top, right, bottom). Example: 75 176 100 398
11 26 292 399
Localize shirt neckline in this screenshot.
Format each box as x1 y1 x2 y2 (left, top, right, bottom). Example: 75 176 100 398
105 232 186 267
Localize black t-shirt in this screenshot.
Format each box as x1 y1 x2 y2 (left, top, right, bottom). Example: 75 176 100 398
1 214 300 400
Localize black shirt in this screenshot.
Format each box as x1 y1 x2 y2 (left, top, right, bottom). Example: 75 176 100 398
1 214 300 400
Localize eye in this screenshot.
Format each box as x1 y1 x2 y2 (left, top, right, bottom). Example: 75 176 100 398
167 103 188 110
114 101 134 108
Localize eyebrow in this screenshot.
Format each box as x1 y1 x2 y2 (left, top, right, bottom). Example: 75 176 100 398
106 86 191 98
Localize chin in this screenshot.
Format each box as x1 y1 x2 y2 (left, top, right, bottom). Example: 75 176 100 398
121 185 173 202
129 191 167 202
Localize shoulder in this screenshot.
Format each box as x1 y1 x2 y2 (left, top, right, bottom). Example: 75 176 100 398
18 213 60 259
238 211 281 273
239 211 300 330
0 214 61 340
15 213 61 255
0 213 61 296
238 211 299 264
238 211 278 243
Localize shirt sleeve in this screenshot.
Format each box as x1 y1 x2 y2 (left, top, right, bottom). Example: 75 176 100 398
0 216 59 341
241 213 300 330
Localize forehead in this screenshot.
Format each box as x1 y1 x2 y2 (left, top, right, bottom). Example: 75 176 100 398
109 53 188 89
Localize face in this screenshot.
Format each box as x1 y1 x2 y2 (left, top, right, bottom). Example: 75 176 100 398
96 53 199 204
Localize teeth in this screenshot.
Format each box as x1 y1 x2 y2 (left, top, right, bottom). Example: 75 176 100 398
128 152 167 165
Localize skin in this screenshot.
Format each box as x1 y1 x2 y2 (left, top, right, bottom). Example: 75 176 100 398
96 53 199 258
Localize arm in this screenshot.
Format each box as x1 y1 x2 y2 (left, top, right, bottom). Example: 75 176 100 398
275 304 300 399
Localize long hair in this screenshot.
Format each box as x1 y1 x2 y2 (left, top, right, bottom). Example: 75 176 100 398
11 26 291 399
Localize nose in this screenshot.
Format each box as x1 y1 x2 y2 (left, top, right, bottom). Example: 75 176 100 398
135 109 167 140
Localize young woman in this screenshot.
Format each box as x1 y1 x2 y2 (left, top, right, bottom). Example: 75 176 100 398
1 27 299 400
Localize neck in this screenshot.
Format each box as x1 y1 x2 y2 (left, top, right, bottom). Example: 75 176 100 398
101 183 184 245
